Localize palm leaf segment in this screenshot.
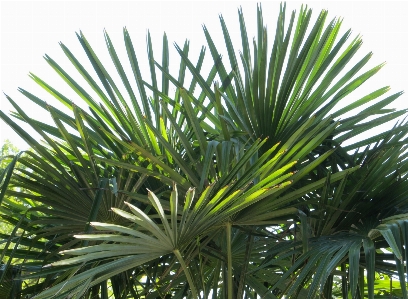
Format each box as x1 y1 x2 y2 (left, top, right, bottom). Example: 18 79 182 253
0 3 407 299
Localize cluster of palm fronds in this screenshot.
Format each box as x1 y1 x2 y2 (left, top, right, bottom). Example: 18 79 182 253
1 3 408 299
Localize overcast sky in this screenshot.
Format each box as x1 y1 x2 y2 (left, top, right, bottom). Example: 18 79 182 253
1 1 408 150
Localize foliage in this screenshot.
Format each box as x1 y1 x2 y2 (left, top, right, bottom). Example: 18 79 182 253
0 140 20 229
1 141 19 168
1 3 408 299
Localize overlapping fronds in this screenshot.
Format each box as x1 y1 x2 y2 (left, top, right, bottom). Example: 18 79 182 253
1 3 408 299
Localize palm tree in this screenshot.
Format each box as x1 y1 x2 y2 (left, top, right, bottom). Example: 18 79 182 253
1 3 408 299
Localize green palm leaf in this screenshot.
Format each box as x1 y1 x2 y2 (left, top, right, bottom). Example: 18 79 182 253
1 3 407 299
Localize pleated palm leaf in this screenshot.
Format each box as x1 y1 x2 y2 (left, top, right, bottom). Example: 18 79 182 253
0 3 407 299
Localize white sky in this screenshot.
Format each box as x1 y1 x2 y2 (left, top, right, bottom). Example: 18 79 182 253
1 0 408 151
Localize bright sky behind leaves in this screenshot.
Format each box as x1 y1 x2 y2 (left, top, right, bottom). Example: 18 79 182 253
1 1 408 150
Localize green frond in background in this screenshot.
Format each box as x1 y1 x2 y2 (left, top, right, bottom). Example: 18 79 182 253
1 2 408 299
